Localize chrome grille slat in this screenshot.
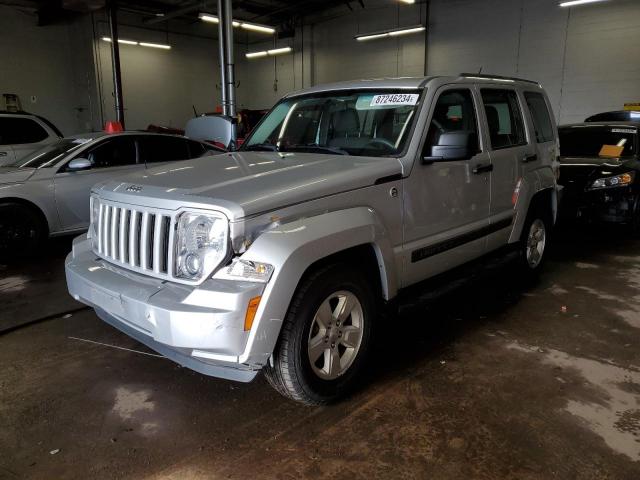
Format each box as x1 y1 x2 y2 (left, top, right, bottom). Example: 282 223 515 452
110 207 119 261
140 212 151 270
93 198 175 281
152 215 163 274
119 209 127 262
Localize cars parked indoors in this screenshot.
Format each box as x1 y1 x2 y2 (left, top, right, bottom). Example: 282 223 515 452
558 121 639 230
66 75 560 405
0 131 222 257
0 110 63 166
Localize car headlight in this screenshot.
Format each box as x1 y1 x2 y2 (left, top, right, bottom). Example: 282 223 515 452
213 258 274 283
589 172 635 190
175 212 228 280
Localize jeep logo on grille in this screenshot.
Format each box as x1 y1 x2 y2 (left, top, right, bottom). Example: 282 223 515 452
126 185 143 192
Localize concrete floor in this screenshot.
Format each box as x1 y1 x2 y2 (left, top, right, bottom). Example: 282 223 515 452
1 227 640 479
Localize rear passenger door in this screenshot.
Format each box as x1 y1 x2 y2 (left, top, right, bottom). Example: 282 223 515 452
0 117 51 163
138 135 191 166
480 88 533 248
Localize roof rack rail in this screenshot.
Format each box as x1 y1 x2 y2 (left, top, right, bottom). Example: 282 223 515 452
459 73 539 85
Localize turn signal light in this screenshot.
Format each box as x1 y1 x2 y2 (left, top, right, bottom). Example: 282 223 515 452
244 296 262 331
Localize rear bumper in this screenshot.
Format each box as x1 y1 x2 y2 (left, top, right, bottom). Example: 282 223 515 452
65 235 266 382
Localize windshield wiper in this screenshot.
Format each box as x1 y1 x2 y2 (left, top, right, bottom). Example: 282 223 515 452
285 144 349 156
243 143 278 152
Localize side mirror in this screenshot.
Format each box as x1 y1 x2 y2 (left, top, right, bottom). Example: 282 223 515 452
185 115 235 151
67 158 93 171
423 131 478 164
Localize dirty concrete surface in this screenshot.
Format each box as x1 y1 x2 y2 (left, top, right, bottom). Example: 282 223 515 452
1 227 640 480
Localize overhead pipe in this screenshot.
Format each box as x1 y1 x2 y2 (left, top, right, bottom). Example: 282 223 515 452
107 0 125 128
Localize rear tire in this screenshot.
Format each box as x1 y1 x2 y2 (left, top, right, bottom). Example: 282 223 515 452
264 263 376 405
517 207 551 275
0 202 47 259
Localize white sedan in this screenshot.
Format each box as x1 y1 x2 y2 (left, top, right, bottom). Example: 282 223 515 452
0 131 222 257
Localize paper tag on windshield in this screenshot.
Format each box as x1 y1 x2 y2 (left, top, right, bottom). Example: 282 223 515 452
370 94 419 107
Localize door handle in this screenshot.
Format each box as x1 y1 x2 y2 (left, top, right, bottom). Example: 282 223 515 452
472 163 493 174
522 154 538 163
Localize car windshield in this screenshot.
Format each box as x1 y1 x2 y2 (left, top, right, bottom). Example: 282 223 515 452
242 89 423 157
6 138 91 168
559 126 637 158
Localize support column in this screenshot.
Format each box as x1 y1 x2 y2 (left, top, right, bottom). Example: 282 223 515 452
108 0 125 128
217 0 236 147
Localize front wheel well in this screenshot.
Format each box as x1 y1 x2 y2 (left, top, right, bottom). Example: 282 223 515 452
0 197 49 236
297 244 385 302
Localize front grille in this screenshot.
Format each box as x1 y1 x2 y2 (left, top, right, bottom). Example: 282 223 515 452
94 198 174 279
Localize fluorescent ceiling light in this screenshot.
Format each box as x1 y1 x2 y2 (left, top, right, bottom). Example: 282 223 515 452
559 0 608 6
139 42 171 50
102 37 138 45
398 0 415 3
198 13 219 23
102 37 171 50
245 46 292 59
355 25 425 41
198 12 275 34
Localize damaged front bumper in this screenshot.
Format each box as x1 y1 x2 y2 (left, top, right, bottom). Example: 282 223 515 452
65 235 266 382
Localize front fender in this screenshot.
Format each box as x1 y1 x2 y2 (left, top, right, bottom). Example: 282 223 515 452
235 206 397 366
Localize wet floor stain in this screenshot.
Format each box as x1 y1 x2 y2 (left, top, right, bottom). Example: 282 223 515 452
509 342 640 461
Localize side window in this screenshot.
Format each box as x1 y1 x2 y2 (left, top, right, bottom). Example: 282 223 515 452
0 117 48 145
83 137 137 169
140 136 190 163
524 92 554 143
424 89 479 155
188 140 215 158
481 89 526 150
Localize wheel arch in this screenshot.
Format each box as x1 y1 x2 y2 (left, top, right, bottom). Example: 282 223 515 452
236 206 398 366
0 196 50 236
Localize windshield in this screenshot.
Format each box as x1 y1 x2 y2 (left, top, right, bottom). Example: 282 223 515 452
242 89 422 157
559 126 637 158
6 138 91 168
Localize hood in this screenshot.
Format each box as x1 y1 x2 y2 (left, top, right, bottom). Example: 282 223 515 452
0 167 36 184
95 151 402 219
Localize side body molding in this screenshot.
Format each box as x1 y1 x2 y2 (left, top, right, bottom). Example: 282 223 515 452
236 206 397 366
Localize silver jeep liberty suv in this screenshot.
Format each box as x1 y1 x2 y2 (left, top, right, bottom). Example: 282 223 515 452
66 74 559 405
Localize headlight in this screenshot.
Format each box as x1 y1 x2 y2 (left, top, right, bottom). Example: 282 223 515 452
175 212 228 280
213 258 274 283
589 172 635 190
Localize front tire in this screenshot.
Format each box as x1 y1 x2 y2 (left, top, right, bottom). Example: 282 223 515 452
264 263 376 405
0 202 47 259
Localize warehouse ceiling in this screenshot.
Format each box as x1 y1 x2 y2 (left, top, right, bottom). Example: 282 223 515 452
0 0 360 29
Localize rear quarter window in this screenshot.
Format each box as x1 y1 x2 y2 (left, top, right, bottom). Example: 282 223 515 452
524 92 555 143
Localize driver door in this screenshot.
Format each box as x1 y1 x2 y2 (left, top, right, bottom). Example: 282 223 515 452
53 136 143 232
402 86 492 287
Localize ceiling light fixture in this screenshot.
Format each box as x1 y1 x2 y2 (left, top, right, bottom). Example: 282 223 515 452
398 0 416 3
245 46 292 59
102 37 138 45
355 25 425 41
102 37 171 50
559 0 608 6
198 12 275 34
139 42 171 49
